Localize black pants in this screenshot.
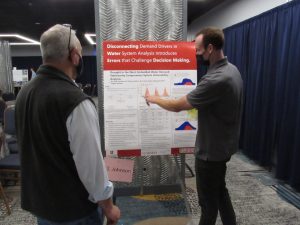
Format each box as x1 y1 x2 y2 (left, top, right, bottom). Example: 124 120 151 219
195 158 236 225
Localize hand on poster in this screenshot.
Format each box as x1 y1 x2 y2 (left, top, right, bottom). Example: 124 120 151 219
145 98 150 106
145 95 160 105
144 87 170 106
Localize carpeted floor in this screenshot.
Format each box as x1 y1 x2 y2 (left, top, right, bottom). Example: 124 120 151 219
0 186 36 225
133 217 189 225
185 153 300 225
1 153 300 225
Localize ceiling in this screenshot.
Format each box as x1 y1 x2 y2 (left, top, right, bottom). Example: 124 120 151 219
0 0 225 46
188 0 225 24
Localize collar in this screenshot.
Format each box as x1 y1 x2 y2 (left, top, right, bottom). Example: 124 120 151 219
207 57 228 73
37 65 77 87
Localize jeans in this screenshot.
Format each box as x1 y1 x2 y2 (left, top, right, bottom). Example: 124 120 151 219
37 208 103 225
195 158 236 225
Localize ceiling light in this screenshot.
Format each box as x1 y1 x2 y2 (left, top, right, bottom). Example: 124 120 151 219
9 43 40 46
84 33 96 45
0 34 40 45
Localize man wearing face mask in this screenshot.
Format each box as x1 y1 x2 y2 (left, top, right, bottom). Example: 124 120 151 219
15 24 120 225
146 27 243 225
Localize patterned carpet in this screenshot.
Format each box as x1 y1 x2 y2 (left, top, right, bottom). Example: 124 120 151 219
0 153 300 225
116 194 188 225
185 153 300 225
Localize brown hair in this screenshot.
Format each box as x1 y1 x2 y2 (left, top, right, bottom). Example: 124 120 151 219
195 27 224 50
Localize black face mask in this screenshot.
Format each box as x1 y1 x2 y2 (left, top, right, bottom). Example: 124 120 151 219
76 55 84 78
196 54 210 67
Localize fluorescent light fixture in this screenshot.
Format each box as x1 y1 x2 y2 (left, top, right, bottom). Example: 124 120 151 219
85 33 96 45
0 34 40 45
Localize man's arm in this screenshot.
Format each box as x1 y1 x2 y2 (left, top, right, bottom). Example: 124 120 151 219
66 99 120 224
145 95 193 112
98 198 120 225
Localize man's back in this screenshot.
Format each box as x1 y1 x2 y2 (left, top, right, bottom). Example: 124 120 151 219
15 65 97 222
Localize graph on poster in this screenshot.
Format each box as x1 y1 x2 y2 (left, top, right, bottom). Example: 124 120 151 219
103 41 197 156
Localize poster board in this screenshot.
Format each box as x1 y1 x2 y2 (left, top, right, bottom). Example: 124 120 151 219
103 41 197 157
12 69 28 82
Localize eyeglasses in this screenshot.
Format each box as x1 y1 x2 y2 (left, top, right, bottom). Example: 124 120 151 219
62 24 72 52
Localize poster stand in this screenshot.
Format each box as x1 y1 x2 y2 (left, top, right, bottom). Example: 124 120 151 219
94 0 192 215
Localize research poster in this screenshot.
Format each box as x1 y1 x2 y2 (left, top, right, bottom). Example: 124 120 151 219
103 41 197 156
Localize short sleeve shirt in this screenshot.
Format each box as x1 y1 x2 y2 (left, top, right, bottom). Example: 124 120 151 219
187 57 243 161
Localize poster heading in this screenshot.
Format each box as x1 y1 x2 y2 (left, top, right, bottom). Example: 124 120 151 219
103 41 196 70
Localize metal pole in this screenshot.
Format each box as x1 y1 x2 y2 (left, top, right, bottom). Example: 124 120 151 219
94 0 106 156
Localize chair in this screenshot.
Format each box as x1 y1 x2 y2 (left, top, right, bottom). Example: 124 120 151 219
3 106 18 154
0 154 21 215
3 106 15 135
2 93 15 102
0 99 6 125
0 154 20 178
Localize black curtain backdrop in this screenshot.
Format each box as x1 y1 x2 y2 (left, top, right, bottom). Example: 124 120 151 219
76 56 97 87
12 56 42 80
224 0 300 191
12 56 97 87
